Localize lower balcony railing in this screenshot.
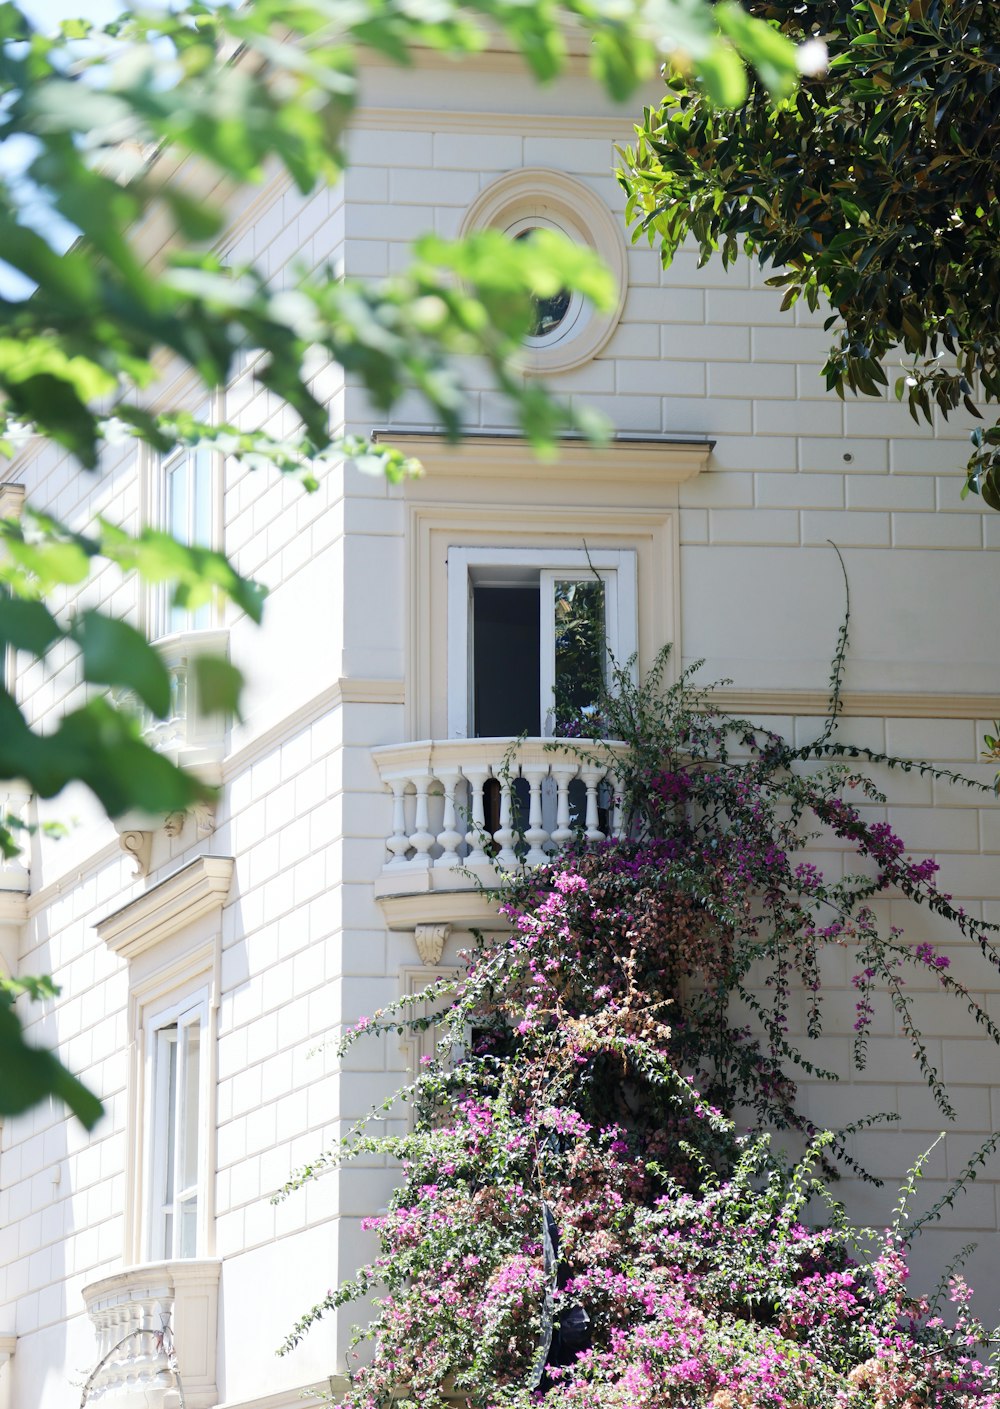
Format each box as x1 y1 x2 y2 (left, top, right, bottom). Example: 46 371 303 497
371 738 628 900
80 1260 220 1409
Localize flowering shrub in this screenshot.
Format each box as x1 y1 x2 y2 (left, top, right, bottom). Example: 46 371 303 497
279 645 1000 1407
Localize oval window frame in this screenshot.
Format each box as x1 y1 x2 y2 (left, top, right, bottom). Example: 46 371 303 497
459 168 628 376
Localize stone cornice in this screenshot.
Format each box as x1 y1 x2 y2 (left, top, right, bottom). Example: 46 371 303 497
0 893 27 926
352 105 634 139
370 432 713 486
96 856 234 960
708 688 999 721
213 1384 351 1409
0 484 25 519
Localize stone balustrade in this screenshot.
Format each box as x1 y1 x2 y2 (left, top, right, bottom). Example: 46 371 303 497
141 628 230 780
371 738 628 893
81 1260 220 1409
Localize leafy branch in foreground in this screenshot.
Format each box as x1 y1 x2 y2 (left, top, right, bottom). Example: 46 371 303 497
0 505 263 823
619 0 1000 506
0 0 800 474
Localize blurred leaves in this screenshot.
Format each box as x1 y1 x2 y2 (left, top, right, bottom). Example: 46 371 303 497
0 978 103 1129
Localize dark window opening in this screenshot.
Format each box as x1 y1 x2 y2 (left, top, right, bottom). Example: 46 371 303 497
473 585 540 737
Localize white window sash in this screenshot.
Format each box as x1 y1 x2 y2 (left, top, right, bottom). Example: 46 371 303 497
146 994 208 1261
538 567 619 738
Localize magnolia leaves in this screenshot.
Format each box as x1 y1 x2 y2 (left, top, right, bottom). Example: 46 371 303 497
620 0 1000 507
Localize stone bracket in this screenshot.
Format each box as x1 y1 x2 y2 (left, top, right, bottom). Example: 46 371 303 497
414 922 451 966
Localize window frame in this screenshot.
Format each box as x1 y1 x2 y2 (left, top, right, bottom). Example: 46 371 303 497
446 546 637 739
145 391 224 641
142 986 211 1263
146 991 210 1263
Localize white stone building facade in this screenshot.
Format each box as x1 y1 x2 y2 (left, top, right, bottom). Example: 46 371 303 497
0 39 999 1409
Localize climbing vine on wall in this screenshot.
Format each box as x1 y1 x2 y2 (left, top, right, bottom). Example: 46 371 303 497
278 620 1000 1408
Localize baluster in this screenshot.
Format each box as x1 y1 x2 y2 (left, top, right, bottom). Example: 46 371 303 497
581 765 606 842
463 766 490 866
434 767 464 868
521 764 550 866
607 772 627 839
492 770 519 870
410 774 435 866
386 778 410 866
550 764 577 850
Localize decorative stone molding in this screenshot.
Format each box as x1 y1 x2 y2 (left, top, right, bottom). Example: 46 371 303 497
164 800 216 843
0 483 25 519
97 856 234 960
414 922 451 966
0 892 25 979
708 687 1000 721
459 169 628 374
119 828 154 880
370 431 712 487
81 1259 220 1409
144 627 231 777
0 1332 15 1409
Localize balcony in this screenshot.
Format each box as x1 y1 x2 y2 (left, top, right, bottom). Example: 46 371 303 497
80 1259 220 1409
371 737 627 928
142 628 231 782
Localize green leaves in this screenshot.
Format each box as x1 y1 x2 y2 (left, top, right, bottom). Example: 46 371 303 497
0 979 103 1129
194 654 243 719
0 595 61 654
620 0 1000 504
74 611 172 718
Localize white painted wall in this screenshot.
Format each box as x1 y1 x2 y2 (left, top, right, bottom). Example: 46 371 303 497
0 50 997 1409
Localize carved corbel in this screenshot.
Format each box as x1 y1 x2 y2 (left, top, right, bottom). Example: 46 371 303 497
414 922 451 966
192 799 217 839
119 830 153 879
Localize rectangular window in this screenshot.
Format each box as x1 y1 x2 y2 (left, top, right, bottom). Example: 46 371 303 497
148 997 207 1261
163 443 215 635
448 547 636 738
150 393 221 640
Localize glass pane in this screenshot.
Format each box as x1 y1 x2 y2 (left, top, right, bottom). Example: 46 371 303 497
181 1022 201 1193
167 458 188 543
179 1196 198 1259
552 579 606 734
192 448 213 545
473 585 540 736
514 229 571 337
163 1033 178 1204
163 1210 174 1259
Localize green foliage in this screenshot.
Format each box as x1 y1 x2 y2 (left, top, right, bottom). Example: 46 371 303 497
619 0 1000 504
0 0 798 474
0 976 102 1129
273 639 1000 1402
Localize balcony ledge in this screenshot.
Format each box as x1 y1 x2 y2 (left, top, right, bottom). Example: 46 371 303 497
371 736 628 928
82 1258 221 1409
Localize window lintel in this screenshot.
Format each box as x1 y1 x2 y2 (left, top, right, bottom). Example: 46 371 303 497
96 855 234 961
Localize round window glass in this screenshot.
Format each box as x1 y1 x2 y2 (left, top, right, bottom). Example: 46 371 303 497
514 229 572 338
